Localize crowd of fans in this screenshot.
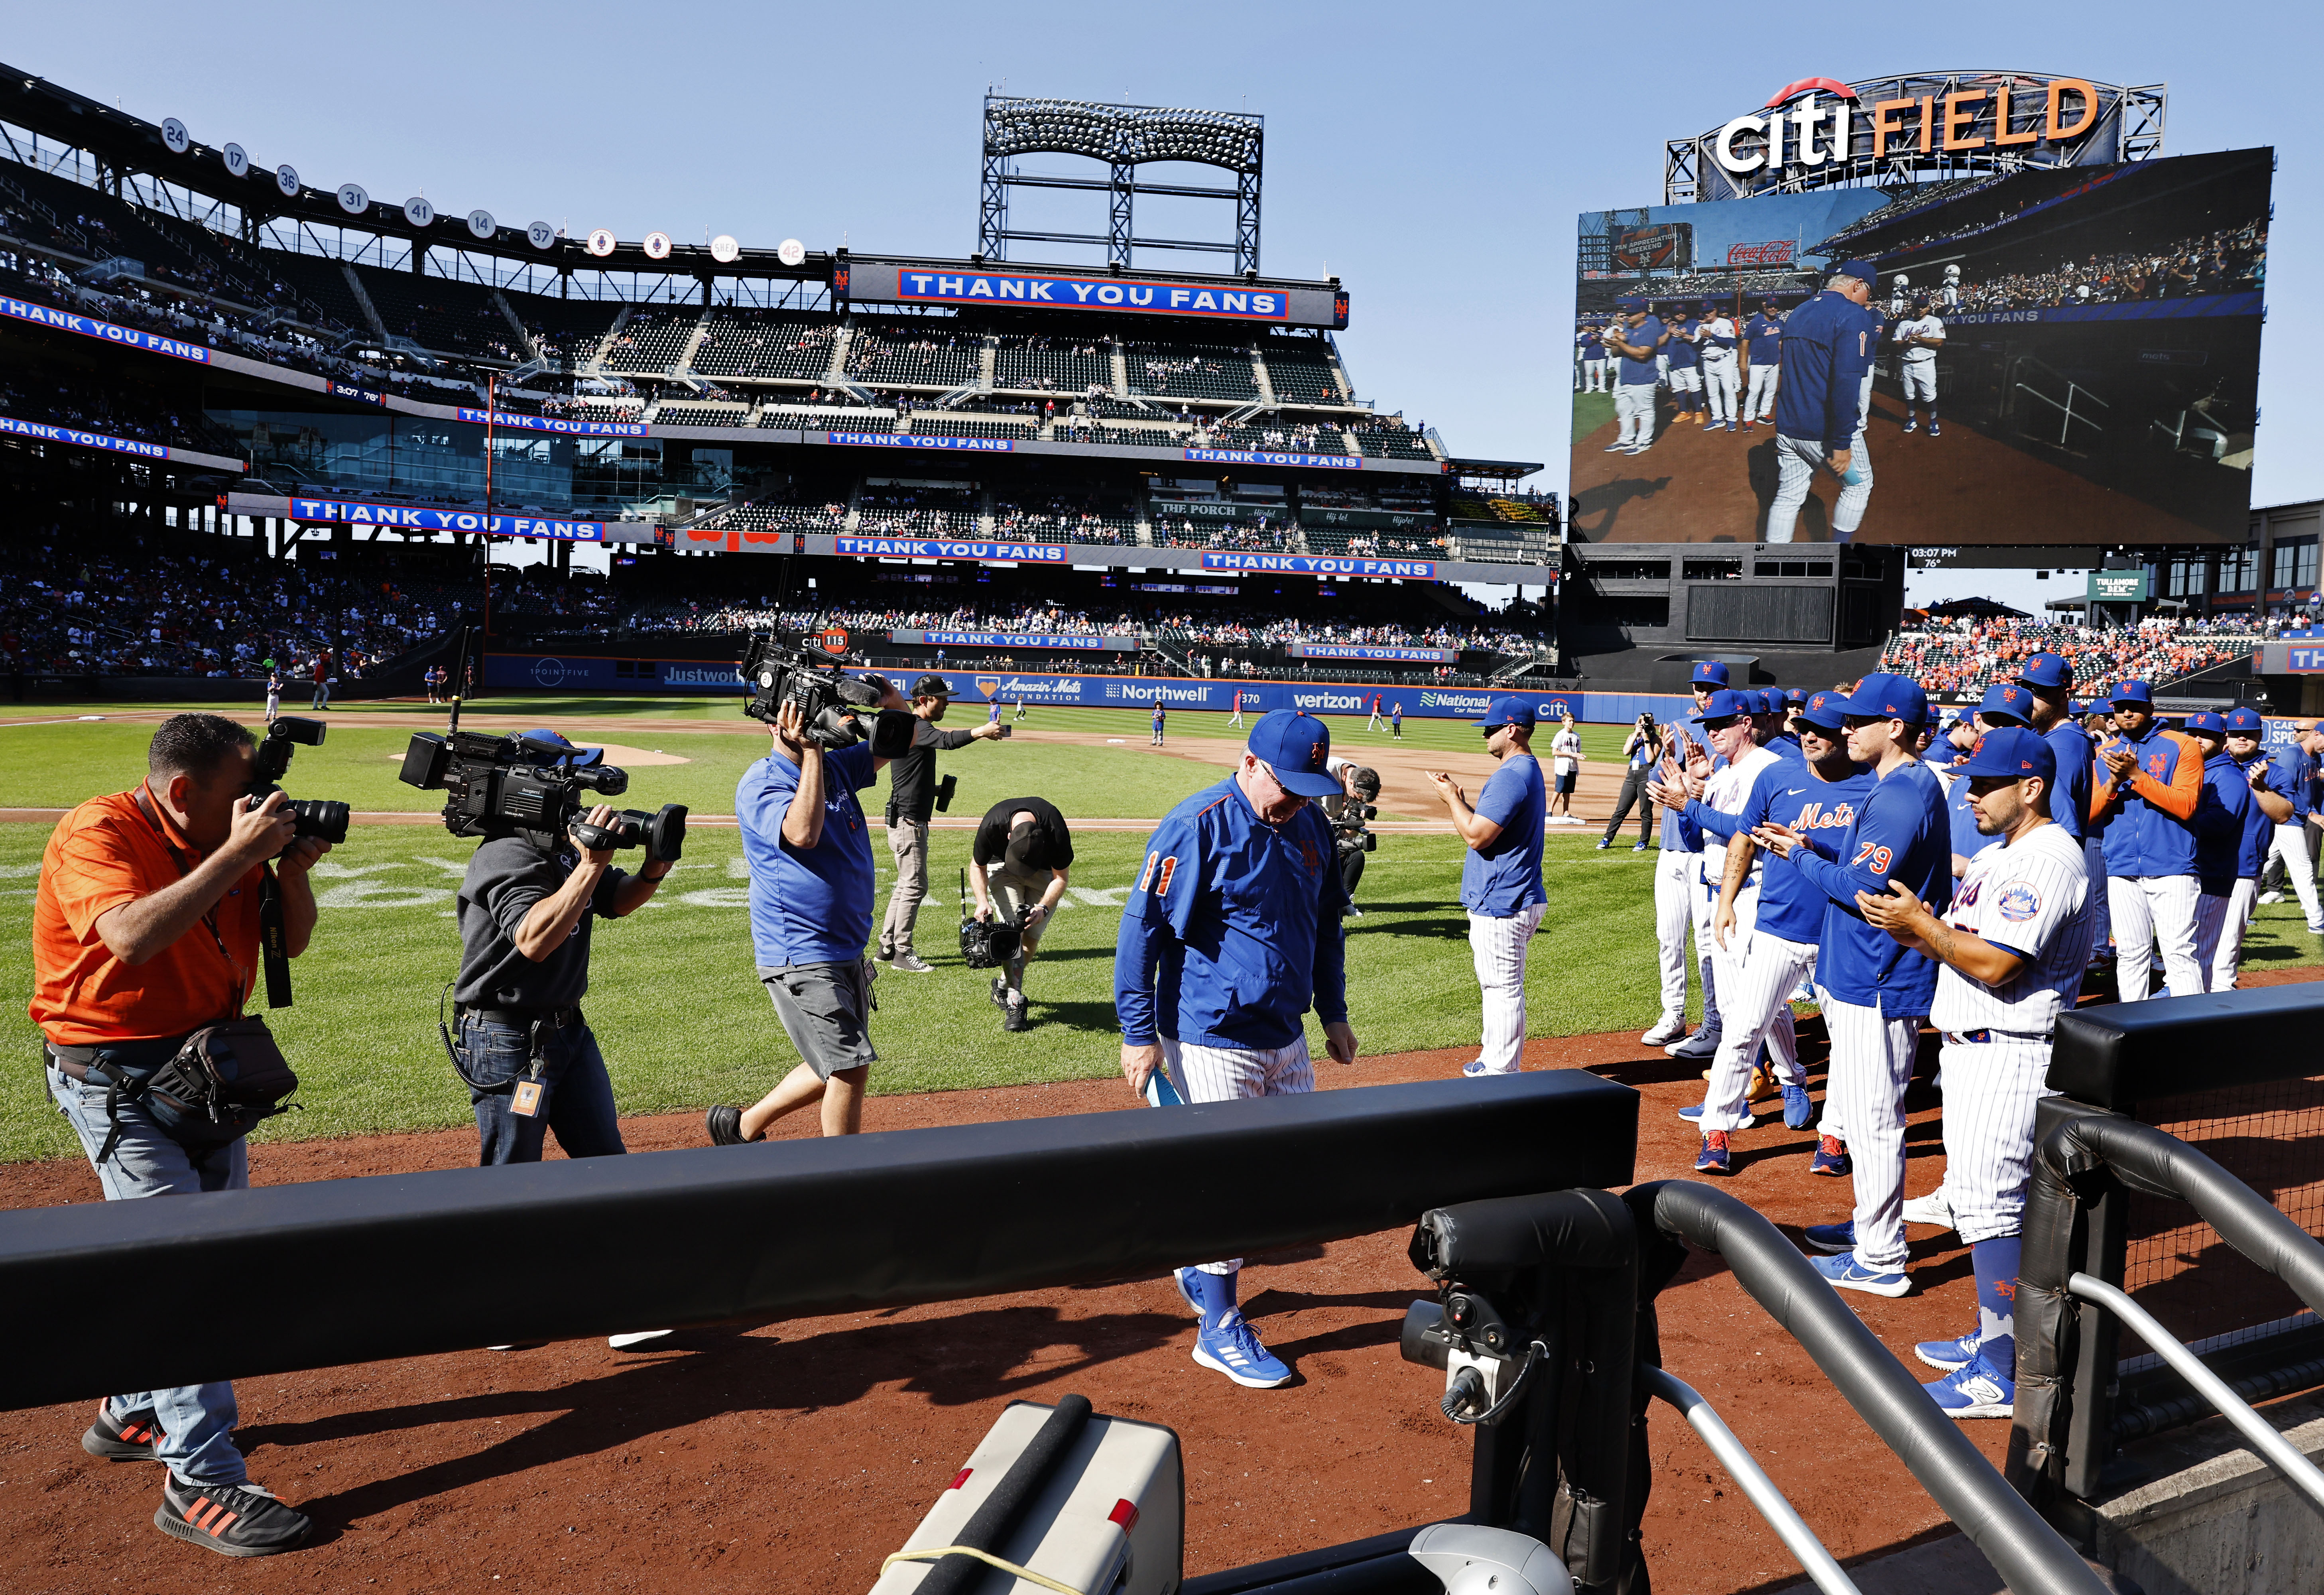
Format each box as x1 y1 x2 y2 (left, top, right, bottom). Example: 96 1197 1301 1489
1878 613 2265 698
1941 221 2265 315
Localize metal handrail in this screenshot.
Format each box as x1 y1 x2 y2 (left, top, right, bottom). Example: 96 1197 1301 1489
1638 1367 1861 1595
2066 1274 2324 1517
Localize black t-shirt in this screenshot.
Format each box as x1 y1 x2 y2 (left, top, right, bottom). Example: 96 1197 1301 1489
972 796 1074 872
455 834 625 1008
887 716 978 822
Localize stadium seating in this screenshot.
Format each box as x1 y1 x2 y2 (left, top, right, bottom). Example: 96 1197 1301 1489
600 311 700 374
1093 424 1189 448
1260 337 1343 405
690 312 842 380
763 408 895 432
1208 422 1350 455
653 403 753 428
991 489 1137 547
261 251 377 336
1354 424 1434 460
909 415 1034 440
1125 339 1260 401
1878 616 2262 698
354 267 525 360
845 324 981 388
993 334 1112 394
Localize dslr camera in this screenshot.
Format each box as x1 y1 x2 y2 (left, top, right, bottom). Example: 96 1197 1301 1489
248 717 350 845
397 729 687 860
740 630 889 750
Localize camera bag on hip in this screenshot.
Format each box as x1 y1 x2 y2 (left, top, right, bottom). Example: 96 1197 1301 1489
89 1017 299 1166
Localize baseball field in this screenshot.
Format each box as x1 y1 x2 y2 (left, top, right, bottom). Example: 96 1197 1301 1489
6 693 2322 1595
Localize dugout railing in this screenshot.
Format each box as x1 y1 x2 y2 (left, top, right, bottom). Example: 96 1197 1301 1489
2004 983 2324 1528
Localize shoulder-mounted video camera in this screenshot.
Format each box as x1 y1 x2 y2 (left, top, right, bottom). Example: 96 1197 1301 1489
248 717 350 844
740 630 892 751
396 729 686 860
1327 765 1381 855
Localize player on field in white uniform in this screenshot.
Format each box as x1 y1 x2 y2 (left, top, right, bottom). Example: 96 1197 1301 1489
1894 296 1945 436
1856 726 2092 1421
1698 300 1742 433
1605 300 1669 456
1664 305 1705 426
1643 664 1730 1052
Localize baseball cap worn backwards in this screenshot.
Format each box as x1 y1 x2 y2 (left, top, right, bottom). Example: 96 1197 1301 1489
2015 652 2074 693
1841 672 1930 728
1956 725 2057 785
2110 680 2154 707
1477 694 1538 730
1246 710 1344 798
1796 690 1848 733
1977 683 2037 726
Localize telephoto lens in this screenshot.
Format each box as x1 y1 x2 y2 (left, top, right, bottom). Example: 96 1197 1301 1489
286 799 351 845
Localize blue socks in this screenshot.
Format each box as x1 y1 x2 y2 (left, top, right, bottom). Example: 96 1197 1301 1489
1183 1267 1236 1329
1972 1237 2021 1379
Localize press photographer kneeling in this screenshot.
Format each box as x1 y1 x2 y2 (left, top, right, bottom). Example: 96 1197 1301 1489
966 795 1074 1032
33 712 336 1557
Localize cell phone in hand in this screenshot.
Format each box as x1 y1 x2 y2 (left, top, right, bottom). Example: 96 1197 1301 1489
1145 1070 1185 1107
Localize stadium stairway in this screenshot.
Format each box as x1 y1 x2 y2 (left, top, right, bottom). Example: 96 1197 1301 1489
489 289 537 360
1251 347 1275 407
338 262 389 342
1109 341 1131 397
581 303 633 373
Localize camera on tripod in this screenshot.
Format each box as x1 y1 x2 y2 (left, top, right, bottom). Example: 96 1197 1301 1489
739 630 887 750
248 717 350 845
396 729 686 860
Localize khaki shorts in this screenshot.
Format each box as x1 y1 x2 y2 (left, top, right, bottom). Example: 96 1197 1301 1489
988 862 1053 958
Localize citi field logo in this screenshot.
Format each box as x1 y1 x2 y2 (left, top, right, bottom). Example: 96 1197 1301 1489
1712 73 2102 178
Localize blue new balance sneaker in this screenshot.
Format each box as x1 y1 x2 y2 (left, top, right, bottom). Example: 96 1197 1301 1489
1808 1136 1851 1177
1915 1327 1983 1374
1809 1251 1911 1298
1925 1352 2013 1418
1801 1221 1855 1255
1193 1310 1292 1388
1781 1084 1814 1131
1677 1103 1755 1128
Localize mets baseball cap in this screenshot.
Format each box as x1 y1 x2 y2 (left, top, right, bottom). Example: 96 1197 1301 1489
1796 689 1848 733
2109 680 2155 707
1246 710 1344 798
519 728 604 767
908 673 954 699
1694 689 1751 727
2015 652 2074 693
1841 672 1930 727
1618 296 1647 312
1954 725 2057 786
1783 688 1809 707
1977 683 2037 727
2183 711 2227 737
1700 299 1716 313
2225 707 2266 733
1477 694 1538 731
1832 259 1879 284
1690 660 1730 687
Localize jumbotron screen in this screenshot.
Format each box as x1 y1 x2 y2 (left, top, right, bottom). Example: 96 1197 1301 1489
1568 147 2270 546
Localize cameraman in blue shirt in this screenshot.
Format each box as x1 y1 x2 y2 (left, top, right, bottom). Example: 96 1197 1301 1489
708 682 907 1144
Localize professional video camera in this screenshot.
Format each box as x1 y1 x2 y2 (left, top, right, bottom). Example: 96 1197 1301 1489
1327 765 1382 858
739 629 888 750
247 717 350 845
396 729 687 859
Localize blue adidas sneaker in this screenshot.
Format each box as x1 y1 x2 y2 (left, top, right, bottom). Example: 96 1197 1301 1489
1914 1327 1982 1373
1809 1250 1910 1298
1925 1352 2013 1418
1193 1310 1292 1388
1802 1220 1855 1255
1677 1103 1755 1129
1781 1084 1814 1131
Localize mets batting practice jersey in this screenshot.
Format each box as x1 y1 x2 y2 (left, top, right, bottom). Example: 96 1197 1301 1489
1736 762 1878 943
2194 750 2257 895
2232 751 2281 874
1114 777 1350 1052
1928 822 2091 1036
2042 720 2094 846
2093 723 2203 878
1744 312 1784 364
1616 317 1666 386
1787 760 1952 1012
1773 289 1875 451
1667 317 1701 370
1462 754 1547 916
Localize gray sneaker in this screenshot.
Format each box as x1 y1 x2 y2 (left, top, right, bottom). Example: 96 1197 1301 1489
890 951 935 973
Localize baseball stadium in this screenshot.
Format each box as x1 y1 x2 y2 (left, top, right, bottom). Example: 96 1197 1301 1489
2 43 2324 1595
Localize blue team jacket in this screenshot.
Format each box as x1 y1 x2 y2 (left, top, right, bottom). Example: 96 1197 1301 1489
2092 722 2204 879
1773 290 1874 451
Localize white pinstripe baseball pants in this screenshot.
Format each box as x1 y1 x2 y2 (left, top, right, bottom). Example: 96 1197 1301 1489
2194 880 2258 991
2108 874 2203 1001
1822 994 1921 1273
1702 356 1739 424
1700 924 1814 1133
2083 838 2111 960
1161 1035 1315 1275
1467 903 1548 1075
2269 822 2324 929
1654 846 1716 1029
1746 362 1779 421
1936 1036 2058 1246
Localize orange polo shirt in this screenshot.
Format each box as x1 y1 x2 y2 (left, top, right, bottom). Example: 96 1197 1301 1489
30 790 264 1046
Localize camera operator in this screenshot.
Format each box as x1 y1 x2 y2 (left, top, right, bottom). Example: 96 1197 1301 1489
32 713 329 1558
708 682 911 1144
879 673 1009 973
1321 756 1381 912
968 796 1075 1032
452 730 671 1167
1598 712 1662 851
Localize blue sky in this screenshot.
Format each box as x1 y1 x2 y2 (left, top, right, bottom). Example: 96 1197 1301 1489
4 2 2312 603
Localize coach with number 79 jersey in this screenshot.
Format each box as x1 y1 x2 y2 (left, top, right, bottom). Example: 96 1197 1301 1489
1114 709 1356 1392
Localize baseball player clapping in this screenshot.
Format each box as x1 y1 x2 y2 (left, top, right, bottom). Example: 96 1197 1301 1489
1853 726 2092 1422
2088 681 2206 1000
1114 710 1357 1390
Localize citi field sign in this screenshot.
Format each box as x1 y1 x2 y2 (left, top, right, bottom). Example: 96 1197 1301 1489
1711 73 2103 177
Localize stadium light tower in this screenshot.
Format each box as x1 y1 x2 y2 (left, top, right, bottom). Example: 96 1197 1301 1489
978 95 1263 273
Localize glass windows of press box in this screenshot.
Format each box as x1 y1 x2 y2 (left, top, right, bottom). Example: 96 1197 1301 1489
2273 538 2319 594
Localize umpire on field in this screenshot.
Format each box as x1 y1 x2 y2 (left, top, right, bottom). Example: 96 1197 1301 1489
1116 709 1356 1392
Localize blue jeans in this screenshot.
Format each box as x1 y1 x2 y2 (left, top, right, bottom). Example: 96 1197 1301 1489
46 1057 249 1486
460 1015 626 1166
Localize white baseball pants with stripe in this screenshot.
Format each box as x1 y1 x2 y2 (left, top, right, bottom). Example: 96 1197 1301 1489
1615 383 1657 448
1687 856 1730 1039
1937 1034 2057 1246
2269 822 2324 929
1467 903 1548 1075
2108 874 2203 1001
2194 880 2258 991
2084 838 2111 959
1702 356 1739 423
1162 1034 1315 1275
1701 925 1813 1133
1654 846 1716 1030
1822 994 1921 1273
1746 362 1779 421
1766 429 1873 543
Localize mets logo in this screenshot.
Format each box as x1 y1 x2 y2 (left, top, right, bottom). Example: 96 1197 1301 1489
1793 800 1856 830
2146 752 2167 776
976 677 1002 699
1309 740 1326 769
1998 882 2042 923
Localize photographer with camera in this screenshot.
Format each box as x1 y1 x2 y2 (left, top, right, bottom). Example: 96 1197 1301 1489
449 730 675 1167
32 713 331 1558
879 673 1010 973
967 796 1074 1032
1321 756 1381 913
1598 712 1663 852
708 675 915 1144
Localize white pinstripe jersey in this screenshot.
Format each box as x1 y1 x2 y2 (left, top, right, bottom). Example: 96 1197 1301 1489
1929 821 2090 1034
1700 743 1779 881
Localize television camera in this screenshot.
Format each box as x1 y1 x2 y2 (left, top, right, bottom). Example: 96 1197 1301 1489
396 730 686 860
